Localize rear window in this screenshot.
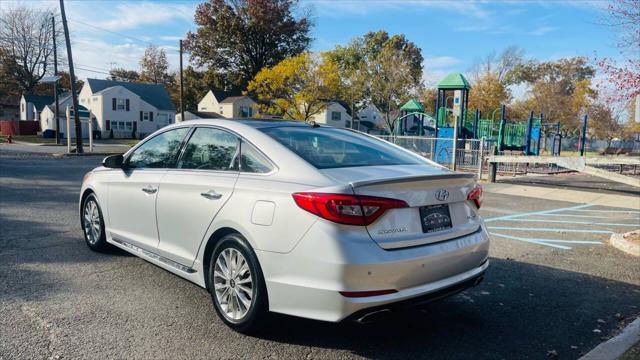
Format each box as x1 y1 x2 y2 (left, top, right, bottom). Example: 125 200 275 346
260 126 425 169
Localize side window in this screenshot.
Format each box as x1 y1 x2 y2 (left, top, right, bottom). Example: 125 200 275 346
178 128 239 171
240 141 274 174
127 127 189 169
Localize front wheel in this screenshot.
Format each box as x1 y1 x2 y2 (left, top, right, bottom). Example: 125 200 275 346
81 193 111 252
208 233 268 333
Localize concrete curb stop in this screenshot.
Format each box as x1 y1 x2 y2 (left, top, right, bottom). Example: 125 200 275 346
579 317 640 360
609 230 640 257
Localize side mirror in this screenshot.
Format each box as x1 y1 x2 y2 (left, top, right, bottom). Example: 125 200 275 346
102 154 124 169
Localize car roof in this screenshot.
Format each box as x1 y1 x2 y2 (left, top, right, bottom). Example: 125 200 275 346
180 118 314 129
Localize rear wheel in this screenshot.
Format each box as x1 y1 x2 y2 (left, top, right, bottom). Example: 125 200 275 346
82 193 111 252
208 233 268 333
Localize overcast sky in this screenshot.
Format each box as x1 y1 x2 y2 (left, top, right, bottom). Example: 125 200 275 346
0 0 623 86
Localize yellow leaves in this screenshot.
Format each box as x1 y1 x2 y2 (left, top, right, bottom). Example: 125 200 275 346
247 52 341 120
468 72 510 116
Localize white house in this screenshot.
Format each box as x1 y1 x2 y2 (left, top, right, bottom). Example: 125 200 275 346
39 93 91 138
308 101 352 128
78 78 176 139
20 94 54 121
196 90 259 119
354 104 384 131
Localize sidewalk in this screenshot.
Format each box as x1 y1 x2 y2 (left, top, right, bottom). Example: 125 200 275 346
0 141 130 155
484 174 640 210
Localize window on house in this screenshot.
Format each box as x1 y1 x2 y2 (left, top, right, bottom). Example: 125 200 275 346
331 111 341 121
219 106 223 115
21 103 24 112
106 120 111 130
118 121 125 130
143 112 149 120
117 99 125 110
126 122 132 131
240 106 252 118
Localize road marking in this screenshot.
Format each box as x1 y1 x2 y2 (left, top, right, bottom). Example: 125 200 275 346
536 213 640 219
484 204 594 223
486 226 614 234
489 232 572 250
566 209 640 214
498 218 639 227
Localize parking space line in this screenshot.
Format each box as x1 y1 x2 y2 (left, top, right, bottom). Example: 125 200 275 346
499 219 638 227
566 209 640 214
490 233 572 250
484 204 594 223
486 226 614 234
537 213 640 219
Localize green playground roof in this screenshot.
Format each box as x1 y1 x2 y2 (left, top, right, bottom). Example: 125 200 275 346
437 73 471 90
400 99 424 112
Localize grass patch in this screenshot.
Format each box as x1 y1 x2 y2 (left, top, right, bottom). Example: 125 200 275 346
0 134 56 144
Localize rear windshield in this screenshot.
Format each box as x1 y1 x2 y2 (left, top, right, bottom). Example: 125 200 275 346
260 126 425 169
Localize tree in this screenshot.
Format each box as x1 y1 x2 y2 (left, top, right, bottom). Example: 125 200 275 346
246 52 340 121
587 102 624 148
365 31 423 132
0 48 21 99
468 72 511 116
507 57 596 133
139 45 170 84
469 46 524 84
109 68 140 82
185 0 312 90
166 66 211 112
0 6 62 94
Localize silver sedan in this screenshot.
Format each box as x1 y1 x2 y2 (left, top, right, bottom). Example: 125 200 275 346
79 119 489 333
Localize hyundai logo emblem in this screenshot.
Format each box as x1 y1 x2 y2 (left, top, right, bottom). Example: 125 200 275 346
435 189 449 202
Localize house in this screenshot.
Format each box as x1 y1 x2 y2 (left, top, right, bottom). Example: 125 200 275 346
176 110 222 123
0 96 20 120
197 90 259 119
354 104 384 131
308 101 352 128
39 92 91 138
78 78 176 139
20 94 54 121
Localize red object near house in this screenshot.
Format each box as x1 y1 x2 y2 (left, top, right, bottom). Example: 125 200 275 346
0 120 40 136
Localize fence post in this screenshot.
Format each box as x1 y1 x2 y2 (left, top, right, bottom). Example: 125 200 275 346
525 111 534 155
452 115 459 171
478 137 484 180
579 114 588 156
489 145 498 183
88 110 93 153
498 104 506 152
66 106 71 154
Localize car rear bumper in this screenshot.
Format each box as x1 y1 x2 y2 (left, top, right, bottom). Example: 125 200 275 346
257 221 490 322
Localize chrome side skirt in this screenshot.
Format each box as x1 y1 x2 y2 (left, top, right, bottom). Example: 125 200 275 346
111 236 196 274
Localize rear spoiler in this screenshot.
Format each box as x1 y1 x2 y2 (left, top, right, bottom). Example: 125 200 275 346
349 173 475 188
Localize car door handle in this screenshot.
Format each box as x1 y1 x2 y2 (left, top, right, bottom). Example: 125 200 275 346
201 190 223 200
141 185 158 194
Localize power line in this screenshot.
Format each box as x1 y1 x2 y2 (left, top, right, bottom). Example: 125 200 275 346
68 18 155 46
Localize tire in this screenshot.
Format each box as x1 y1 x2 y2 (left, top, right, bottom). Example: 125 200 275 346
81 193 111 252
208 233 268 333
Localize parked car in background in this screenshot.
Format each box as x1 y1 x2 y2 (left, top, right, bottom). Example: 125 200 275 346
79 119 489 332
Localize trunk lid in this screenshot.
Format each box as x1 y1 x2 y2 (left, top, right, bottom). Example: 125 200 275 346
321 165 481 249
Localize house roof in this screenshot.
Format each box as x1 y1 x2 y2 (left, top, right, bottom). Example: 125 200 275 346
211 90 242 103
86 78 175 111
437 73 471 90
220 95 249 104
47 103 90 117
24 94 55 111
400 99 424 112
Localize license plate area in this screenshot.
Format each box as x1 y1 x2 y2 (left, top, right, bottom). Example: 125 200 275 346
419 204 452 233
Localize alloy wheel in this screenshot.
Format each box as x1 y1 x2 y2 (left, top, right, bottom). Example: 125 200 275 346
83 199 101 245
213 248 253 321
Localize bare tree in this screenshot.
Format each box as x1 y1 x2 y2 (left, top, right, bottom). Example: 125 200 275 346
469 45 524 83
0 7 61 93
139 45 169 84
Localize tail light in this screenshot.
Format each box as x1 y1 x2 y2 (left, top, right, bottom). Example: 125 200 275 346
292 192 408 226
467 184 483 209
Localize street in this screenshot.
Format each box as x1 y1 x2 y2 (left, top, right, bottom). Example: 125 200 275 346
1 153 639 359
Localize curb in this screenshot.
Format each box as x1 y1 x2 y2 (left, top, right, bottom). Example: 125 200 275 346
579 317 640 360
609 230 640 256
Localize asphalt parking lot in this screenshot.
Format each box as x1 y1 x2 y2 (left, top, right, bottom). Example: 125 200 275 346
1 153 639 359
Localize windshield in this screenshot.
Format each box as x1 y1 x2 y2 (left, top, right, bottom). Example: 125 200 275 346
260 126 426 169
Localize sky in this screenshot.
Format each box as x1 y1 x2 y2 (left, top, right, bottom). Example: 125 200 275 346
0 0 625 86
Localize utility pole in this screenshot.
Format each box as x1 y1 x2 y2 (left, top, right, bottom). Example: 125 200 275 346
179 39 185 123
52 15 61 145
59 0 83 153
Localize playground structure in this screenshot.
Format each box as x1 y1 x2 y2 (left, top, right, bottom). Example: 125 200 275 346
387 72 639 187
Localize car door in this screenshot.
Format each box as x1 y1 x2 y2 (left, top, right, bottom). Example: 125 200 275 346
106 127 190 250
155 127 240 266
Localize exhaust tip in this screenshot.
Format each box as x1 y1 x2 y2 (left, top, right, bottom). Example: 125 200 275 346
355 309 392 324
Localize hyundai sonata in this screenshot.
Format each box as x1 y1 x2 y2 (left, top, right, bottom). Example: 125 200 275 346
80 119 489 333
